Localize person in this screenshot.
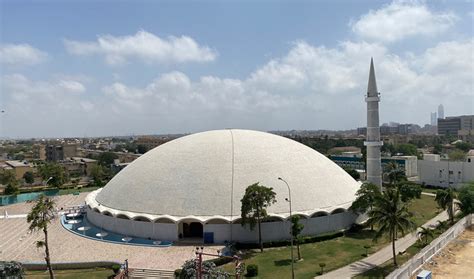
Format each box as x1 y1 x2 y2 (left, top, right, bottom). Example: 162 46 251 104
4 210 8 219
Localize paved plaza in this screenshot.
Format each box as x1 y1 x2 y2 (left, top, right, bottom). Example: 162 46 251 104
0 193 222 271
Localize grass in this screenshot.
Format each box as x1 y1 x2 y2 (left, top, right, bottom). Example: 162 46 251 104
221 195 439 279
408 194 441 227
25 268 115 279
57 186 100 195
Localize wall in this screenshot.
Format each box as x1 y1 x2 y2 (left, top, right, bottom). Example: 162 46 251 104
418 160 474 188
87 209 178 241
87 209 357 244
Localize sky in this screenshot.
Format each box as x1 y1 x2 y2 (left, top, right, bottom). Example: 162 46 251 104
0 0 473 138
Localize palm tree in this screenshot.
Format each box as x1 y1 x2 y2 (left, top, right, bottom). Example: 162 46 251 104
350 182 381 230
27 194 56 279
417 226 434 245
384 162 406 185
366 187 415 267
435 188 456 224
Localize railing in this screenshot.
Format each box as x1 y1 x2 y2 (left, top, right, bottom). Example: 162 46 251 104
387 214 473 279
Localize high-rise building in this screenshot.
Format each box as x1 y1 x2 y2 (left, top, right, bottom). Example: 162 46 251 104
438 104 445 119
430 112 437 126
364 58 383 188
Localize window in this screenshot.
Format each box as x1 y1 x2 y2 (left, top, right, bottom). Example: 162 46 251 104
458 171 461 179
439 170 442 178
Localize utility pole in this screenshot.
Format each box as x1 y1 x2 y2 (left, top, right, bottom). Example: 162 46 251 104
278 177 295 279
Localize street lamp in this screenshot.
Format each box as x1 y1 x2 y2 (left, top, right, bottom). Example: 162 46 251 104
44 176 53 186
278 177 295 279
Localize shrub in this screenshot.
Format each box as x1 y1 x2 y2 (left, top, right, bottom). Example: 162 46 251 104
246 264 258 277
111 264 121 274
174 269 182 277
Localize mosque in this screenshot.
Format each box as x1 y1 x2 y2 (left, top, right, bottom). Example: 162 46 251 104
84 60 382 244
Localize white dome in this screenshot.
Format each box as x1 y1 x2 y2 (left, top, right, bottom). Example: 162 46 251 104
92 129 360 221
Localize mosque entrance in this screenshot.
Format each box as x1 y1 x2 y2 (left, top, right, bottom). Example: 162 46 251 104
182 222 203 238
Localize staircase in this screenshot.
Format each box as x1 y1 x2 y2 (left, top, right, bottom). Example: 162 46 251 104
129 268 175 278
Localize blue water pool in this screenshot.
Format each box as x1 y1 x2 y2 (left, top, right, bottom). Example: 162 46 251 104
0 190 59 206
61 214 173 247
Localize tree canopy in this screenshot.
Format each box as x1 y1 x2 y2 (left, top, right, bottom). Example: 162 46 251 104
458 182 474 215
241 182 277 252
38 163 68 188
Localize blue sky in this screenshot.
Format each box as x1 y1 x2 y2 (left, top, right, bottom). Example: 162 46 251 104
1 0 473 138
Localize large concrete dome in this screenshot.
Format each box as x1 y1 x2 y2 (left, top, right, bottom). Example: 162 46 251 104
89 129 360 222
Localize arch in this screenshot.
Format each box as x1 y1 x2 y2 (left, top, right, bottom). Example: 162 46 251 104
231 218 242 224
330 208 347 215
310 211 329 218
133 216 152 222
206 218 230 224
92 207 100 213
154 217 176 224
262 216 285 223
116 213 130 220
102 210 113 217
288 213 309 220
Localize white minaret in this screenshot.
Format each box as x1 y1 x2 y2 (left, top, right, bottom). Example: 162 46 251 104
364 58 383 188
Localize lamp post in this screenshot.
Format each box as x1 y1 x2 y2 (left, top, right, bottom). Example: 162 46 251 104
278 177 295 279
44 176 53 186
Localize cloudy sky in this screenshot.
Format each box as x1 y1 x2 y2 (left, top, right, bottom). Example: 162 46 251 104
1 0 473 138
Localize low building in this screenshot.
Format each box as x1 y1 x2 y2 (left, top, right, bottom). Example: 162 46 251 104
418 152 474 188
135 136 169 152
0 160 33 180
438 115 474 138
46 143 78 161
330 155 418 178
61 157 98 177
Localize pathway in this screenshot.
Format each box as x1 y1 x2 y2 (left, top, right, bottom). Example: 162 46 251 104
318 210 448 278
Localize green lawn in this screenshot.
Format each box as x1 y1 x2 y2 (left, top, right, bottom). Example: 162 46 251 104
25 268 115 279
408 194 442 227
221 195 439 279
57 186 100 195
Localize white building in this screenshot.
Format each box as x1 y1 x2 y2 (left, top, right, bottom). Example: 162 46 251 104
418 151 474 188
85 129 362 244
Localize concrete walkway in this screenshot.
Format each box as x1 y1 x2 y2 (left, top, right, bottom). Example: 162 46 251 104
318 210 448 278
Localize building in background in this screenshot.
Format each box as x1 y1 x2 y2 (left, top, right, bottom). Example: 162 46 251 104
135 136 169 152
61 157 98 177
0 160 33 180
46 143 78 161
430 112 437 126
330 155 418 178
418 152 474 188
438 104 444 120
438 115 474 139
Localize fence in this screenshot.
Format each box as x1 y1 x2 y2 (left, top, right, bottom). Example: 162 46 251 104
387 214 473 279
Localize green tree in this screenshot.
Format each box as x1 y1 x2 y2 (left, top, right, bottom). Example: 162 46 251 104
290 215 304 260
344 168 360 180
458 182 474 215
137 144 148 154
384 162 406 185
4 181 20 195
366 188 416 266
417 226 434 245
27 195 56 279
97 152 119 167
38 163 68 188
448 150 466 161
240 183 277 252
394 144 418 156
435 188 456 224
0 170 16 185
23 171 35 184
398 183 422 202
455 142 472 152
350 183 381 230
89 164 105 187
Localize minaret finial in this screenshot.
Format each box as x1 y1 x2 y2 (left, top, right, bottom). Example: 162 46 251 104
367 58 378 97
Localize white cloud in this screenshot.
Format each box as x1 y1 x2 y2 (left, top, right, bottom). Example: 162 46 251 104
2 38 473 137
64 30 217 65
0 44 48 66
351 1 459 43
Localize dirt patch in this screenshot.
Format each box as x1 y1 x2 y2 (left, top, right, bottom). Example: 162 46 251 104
417 226 474 278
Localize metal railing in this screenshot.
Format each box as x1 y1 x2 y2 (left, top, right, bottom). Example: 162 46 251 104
387 214 473 279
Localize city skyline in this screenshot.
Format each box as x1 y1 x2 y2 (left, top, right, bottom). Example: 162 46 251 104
1 0 473 138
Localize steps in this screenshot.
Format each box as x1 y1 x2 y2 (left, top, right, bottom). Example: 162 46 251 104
129 268 175 279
